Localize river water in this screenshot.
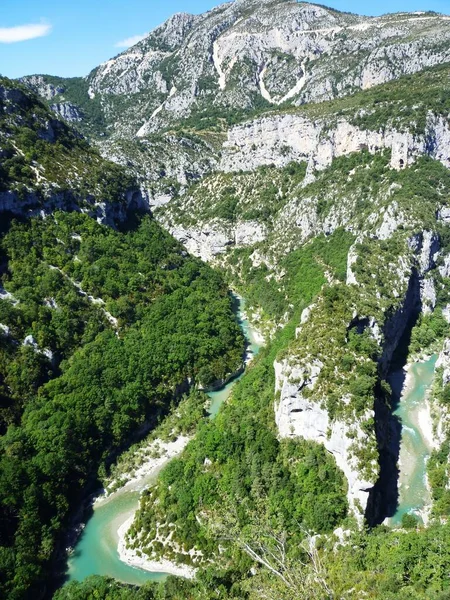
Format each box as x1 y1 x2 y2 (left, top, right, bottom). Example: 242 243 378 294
67 298 262 584
389 355 438 526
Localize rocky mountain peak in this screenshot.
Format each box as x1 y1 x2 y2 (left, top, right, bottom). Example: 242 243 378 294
23 1 450 142
233 0 292 7
142 11 198 52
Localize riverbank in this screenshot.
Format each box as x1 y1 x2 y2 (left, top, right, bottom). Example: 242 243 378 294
99 434 191 500
117 517 196 579
66 435 191 585
389 354 438 527
67 295 264 584
248 325 265 346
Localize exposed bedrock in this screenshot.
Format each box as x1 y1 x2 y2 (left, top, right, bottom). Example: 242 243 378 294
0 188 147 227
220 113 450 178
274 357 377 519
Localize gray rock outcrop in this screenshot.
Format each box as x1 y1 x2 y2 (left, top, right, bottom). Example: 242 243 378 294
220 113 450 176
51 102 83 122
274 357 377 518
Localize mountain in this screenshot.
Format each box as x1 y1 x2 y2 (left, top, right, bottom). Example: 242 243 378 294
139 61 450 548
24 1 450 136
21 1 450 202
7 1 450 599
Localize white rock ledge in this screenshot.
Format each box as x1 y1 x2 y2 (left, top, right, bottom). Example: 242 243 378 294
220 113 450 177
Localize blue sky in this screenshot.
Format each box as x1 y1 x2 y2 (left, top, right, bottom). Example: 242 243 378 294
1 0 449 79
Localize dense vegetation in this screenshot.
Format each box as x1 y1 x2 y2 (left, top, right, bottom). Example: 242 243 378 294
113 149 450 600
121 232 350 565
229 227 354 321
0 77 134 204
0 79 246 598
4 39 450 600
55 521 450 599
0 212 244 599
51 155 450 600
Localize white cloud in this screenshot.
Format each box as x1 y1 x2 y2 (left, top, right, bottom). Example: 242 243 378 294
0 22 52 44
115 33 147 48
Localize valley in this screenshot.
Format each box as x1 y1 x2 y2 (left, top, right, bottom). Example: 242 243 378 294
2 1 450 599
67 297 262 585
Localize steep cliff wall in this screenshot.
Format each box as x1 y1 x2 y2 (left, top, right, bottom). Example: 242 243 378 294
220 113 450 177
0 189 146 227
274 356 376 517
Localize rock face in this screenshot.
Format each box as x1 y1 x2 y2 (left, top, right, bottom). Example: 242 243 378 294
273 226 445 522
100 133 219 201
0 189 143 227
0 78 146 228
274 358 376 517
169 220 266 262
433 339 450 451
23 2 450 139
19 2 450 212
20 75 64 100
92 2 450 133
220 113 450 176
379 270 421 374
50 102 83 122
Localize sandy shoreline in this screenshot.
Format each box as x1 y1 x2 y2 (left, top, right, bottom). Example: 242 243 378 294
398 360 435 455
95 435 191 504
69 294 264 581
117 516 196 579
417 401 436 450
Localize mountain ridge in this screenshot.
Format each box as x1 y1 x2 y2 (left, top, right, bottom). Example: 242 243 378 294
22 2 450 136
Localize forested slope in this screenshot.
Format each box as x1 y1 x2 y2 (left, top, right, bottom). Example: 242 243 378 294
0 79 244 599
6 1 450 598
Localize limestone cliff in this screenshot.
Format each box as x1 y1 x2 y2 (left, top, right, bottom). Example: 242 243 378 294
274 356 376 517
220 113 450 176
272 223 447 522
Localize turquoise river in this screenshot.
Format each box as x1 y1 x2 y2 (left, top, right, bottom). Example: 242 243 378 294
67 298 262 585
389 354 438 526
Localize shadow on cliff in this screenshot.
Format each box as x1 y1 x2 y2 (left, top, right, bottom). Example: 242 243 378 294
0 212 20 277
365 298 420 527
